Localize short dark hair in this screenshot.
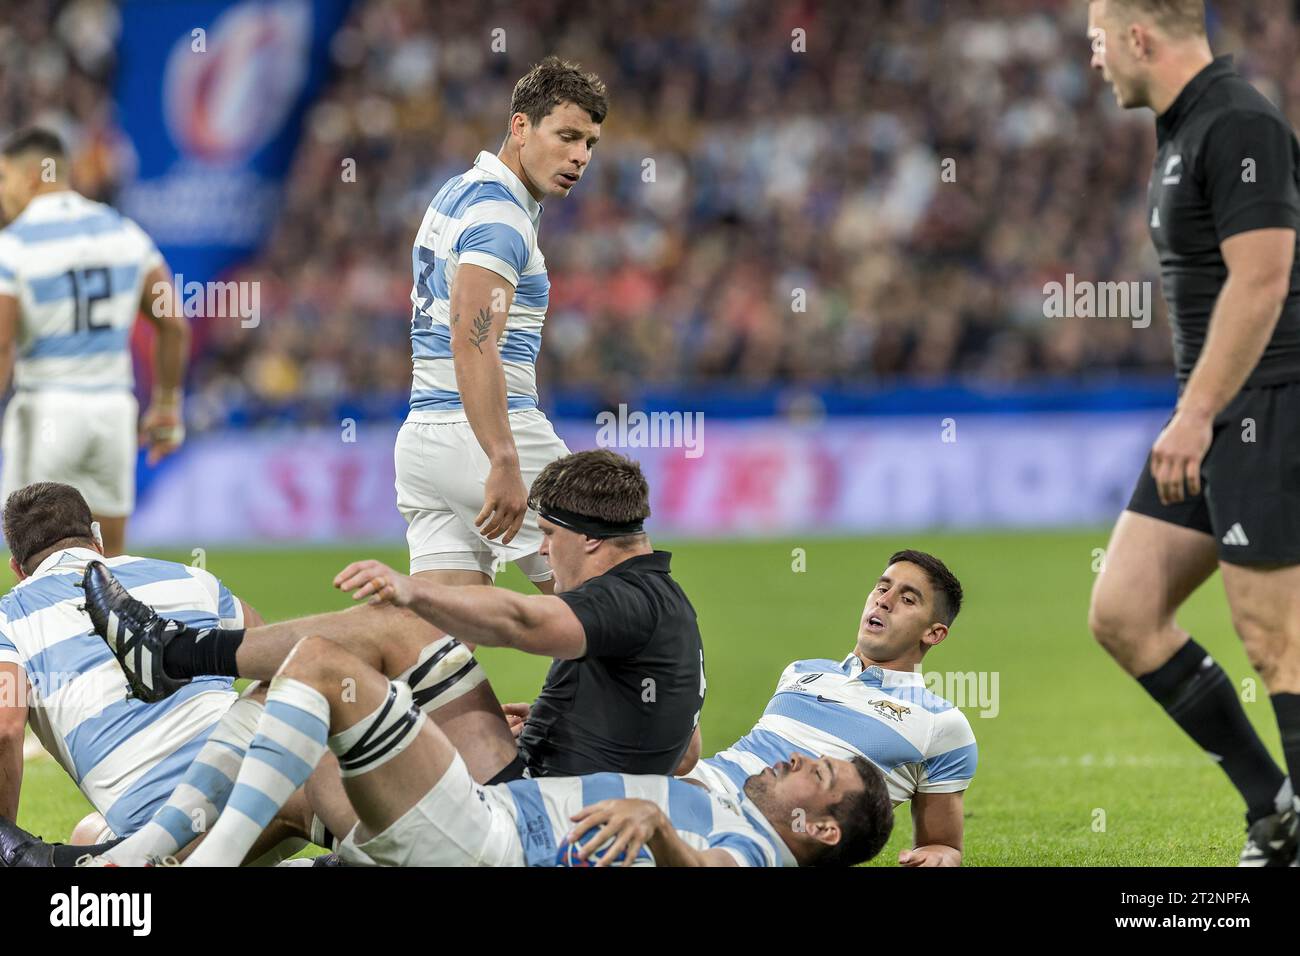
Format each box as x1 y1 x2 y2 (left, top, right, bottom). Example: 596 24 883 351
1104 0 1206 38
888 548 963 626
529 449 649 540
3 482 95 572
2 126 67 161
814 756 894 867
510 56 608 129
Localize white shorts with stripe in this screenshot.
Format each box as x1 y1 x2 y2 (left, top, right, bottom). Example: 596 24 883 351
393 407 568 582
339 753 525 867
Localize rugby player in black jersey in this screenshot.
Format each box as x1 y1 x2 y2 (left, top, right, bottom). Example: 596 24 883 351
1086 0 1300 865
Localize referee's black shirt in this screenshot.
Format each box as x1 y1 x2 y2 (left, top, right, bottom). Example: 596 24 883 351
1149 54 1300 387
517 550 705 778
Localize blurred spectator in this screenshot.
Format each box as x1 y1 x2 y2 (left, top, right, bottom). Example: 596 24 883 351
5 0 1300 424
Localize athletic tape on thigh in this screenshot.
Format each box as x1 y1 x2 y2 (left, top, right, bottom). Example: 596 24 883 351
327 680 426 778
399 637 486 713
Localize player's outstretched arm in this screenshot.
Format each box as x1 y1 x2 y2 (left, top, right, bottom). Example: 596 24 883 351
449 262 527 545
138 262 190 465
902 790 964 867
336 559 587 659
0 663 29 820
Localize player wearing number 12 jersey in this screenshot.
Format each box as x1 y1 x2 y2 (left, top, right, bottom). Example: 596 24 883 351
0 128 189 556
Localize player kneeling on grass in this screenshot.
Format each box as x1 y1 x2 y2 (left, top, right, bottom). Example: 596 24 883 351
169 633 893 867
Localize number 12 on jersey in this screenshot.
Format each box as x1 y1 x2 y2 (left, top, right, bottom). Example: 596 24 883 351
67 266 113 333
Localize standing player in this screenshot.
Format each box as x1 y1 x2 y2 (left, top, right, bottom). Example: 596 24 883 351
1086 0 1300 865
396 57 606 592
0 128 188 556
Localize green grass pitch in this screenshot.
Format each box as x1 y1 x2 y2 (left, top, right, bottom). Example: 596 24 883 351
11 531 1273 865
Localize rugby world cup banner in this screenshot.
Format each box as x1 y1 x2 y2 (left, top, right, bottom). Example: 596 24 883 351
124 412 1170 545
114 0 352 283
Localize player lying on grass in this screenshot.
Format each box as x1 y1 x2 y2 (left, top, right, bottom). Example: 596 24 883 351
528 548 975 867
168 632 893 867
58 450 705 865
689 550 976 867
0 481 293 866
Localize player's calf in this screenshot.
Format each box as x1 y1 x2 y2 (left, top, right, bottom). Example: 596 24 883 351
185 635 439 866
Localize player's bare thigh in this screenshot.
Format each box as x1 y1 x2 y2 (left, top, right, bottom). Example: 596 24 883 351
279 635 461 840
237 602 442 679
229 598 517 781
400 571 529 780
1219 561 1300 693
1089 509 1219 675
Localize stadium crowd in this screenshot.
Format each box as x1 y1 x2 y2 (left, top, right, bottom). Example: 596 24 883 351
4 0 1300 423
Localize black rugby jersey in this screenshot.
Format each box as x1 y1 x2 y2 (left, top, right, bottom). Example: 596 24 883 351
1148 55 1300 387
518 550 706 777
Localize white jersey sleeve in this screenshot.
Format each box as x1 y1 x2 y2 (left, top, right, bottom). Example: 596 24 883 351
0 623 20 668
451 199 534 288
122 217 165 277
183 566 245 630
917 706 978 793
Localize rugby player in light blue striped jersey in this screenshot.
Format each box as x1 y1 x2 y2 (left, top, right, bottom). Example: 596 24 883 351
0 128 189 557
395 57 606 595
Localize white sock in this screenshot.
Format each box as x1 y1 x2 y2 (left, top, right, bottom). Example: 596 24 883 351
103 696 264 866
184 677 329 867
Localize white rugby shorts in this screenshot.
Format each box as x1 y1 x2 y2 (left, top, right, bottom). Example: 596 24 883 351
338 752 526 867
393 407 568 582
1 389 138 516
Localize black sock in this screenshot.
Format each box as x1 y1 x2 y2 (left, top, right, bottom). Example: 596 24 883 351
161 625 245 679
1270 693 1300 813
50 837 124 868
1138 638 1285 824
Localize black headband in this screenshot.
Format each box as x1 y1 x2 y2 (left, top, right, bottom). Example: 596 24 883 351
539 505 645 539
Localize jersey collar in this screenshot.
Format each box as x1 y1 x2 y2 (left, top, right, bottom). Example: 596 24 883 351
16 189 83 220
1157 54 1235 140
473 150 542 225
28 546 103 580
843 653 925 686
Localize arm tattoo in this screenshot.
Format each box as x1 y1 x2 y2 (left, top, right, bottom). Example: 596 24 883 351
470 307 493 353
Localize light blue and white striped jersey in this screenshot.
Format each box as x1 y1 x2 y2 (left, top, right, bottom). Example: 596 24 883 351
499 771 796 867
0 548 241 835
0 191 162 393
689 655 977 806
407 151 548 421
